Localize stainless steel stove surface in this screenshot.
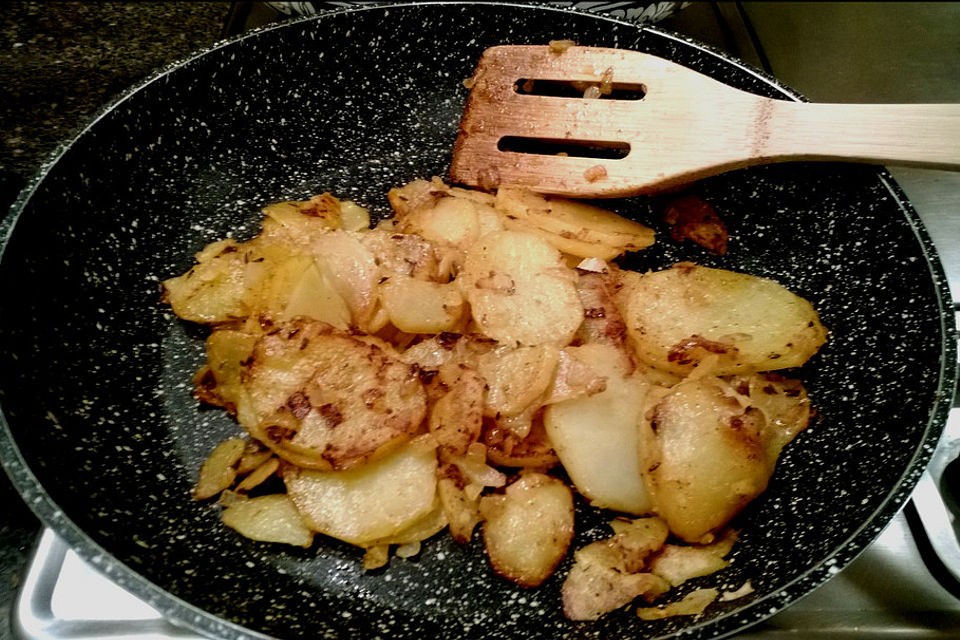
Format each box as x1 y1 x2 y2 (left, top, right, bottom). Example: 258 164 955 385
7 3 960 640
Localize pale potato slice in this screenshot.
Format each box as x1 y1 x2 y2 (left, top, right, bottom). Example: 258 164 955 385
649 376 772 542
496 187 654 251
365 499 449 547
221 494 315 548
618 263 828 376
339 201 371 232
459 231 583 347
263 193 343 231
284 438 438 546
380 275 466 334
308 231 380 330
476 344 560 418
502 216 623 261
162 239 253 324
258 254 351 329
235 457 280 492
544 344 656 515
242 319 426 470
193 437 246 500
479 472 574 587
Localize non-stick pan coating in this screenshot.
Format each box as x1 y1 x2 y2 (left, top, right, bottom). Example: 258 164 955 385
0 4 955 640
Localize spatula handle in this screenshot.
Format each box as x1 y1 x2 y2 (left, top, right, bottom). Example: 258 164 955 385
765 102 960 169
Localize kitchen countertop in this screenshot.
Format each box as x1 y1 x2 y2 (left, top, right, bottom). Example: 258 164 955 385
1 2 958 639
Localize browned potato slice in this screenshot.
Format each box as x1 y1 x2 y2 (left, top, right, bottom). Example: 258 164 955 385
636 588 719 620
380 276 466 334
359 228 442 282
242 319 426 470
728 373 812 468
235 440 273 475
200 329 259 411
437 475 483 544
496 187 654 252
459 231 583 347
476 344 560 418
193 437 246 500
648 376 772 542
607 517 671 572
428 366 485 456
484 415 559 469
479 472 574 587
284 438 438 546
221 494 314 548
619 263 827 376
544 344 656 515
561 537 670 620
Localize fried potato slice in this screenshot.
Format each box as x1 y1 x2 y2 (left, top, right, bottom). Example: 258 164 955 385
502 216 623 261
221 494 315 548
476 344 560 418
496 187 654 252
479 471 574 587
648 376 772 542
161 239 253 324
284 438 438 547
428 365 485 456
193 437 246 500
484 414 559 469
242 319 427 470
544 344 656 515
459 231 583 347
561 517 672 621
727 373 812 469
618 263 827 376
380 275 466 334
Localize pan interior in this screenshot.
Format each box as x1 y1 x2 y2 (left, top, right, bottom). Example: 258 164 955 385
0 4 953 640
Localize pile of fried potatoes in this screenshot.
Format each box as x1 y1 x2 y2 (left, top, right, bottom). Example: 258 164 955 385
162 178 827 621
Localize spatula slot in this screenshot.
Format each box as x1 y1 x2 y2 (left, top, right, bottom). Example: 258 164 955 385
497 136 630 159
515 79 646 101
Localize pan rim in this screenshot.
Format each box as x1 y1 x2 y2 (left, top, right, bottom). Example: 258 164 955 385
0 3 956 640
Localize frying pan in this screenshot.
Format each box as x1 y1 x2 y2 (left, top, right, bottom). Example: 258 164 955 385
0 3 955 639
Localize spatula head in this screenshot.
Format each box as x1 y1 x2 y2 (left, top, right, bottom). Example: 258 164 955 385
450 45 764 197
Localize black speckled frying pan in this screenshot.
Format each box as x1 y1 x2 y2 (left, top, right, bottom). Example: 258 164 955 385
0 3 955 639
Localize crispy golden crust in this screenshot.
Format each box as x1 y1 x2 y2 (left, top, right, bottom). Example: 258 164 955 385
242 318 427 470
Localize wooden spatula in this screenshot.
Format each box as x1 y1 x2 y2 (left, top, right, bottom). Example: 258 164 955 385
450 45 960 197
